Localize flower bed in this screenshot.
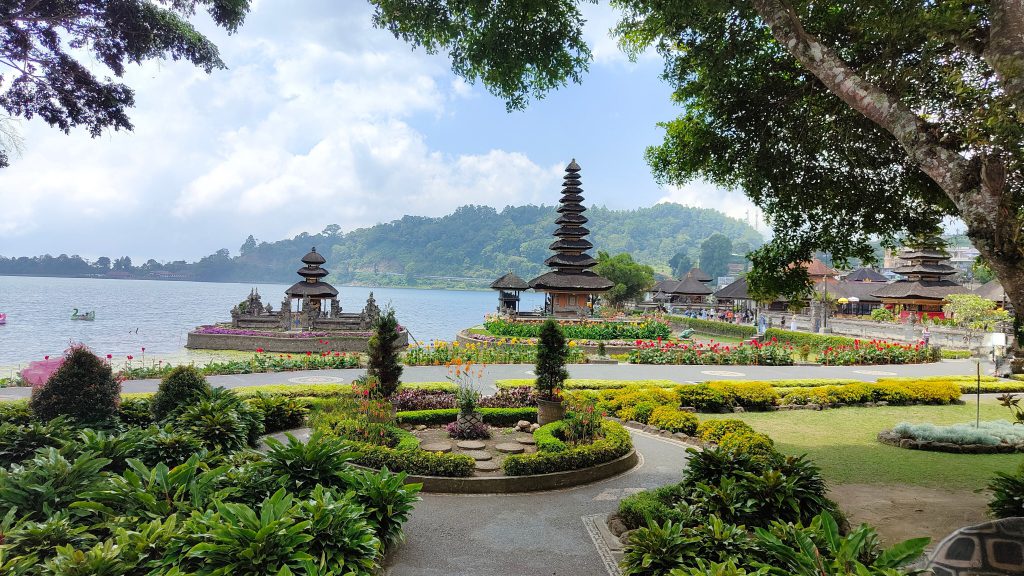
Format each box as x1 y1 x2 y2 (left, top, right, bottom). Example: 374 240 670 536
402 340 585 366
193 325 346 337
495 378 678 390
628 339 794 366
675 317 757 339
117 349 362 380
820 340 935 365
394 407 537 427
502 420 632 475
483 316 671 340
878 421 1024 453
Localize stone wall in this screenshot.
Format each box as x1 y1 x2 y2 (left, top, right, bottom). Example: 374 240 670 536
762 313 980 349
186 330 409 354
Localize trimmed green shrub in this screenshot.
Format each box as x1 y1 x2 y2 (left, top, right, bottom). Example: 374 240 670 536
762 328 858 350
395 407 537 427
695 419 755 444
0 400 32 426
150 365 211 422
618 401 658 423
534 421 568 453
117 397 153 428
354 443 476 477
675 384 730 412
717 431 776 461
893 420 1024 446
648 407 699 435
30 346 121 427
400 382 458 393
367 307 404 398
705 381 780 410
495 378 678 390
676 318 756 339
503 420 632 475
535 319 569 399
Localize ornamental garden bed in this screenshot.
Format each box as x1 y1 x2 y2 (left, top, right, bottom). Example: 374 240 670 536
878 421 1024 454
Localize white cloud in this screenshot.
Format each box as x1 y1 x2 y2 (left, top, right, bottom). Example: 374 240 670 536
658 181 771 236
0 0 561 260
580 2 657 65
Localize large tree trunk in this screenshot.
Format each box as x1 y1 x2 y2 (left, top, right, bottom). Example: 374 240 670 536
751 0 1024 367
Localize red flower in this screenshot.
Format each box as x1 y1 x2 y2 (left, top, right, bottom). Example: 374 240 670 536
141 347 145 352
106 354 112 359
44 355 49 360
305 351 312 356
127 355 133 360
256 347 264 353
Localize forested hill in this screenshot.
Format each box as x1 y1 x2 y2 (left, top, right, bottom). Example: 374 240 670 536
0 203 763 288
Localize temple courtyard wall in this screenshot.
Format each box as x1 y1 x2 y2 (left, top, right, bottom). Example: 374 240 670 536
186 330 408 353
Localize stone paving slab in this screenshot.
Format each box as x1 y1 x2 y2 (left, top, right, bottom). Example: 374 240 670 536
456 440 486 450
515 435 536 445
495 442 525 454
421 442 452 453
462 450 492 461
473 460 500 471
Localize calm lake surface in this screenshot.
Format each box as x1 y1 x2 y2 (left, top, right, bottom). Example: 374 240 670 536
0 276 546 368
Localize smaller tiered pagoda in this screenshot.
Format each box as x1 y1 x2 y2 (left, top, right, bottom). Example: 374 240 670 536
283 247 341 325
872 242 968 318
529 159 613 317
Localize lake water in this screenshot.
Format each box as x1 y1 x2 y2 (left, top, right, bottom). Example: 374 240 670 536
0 276 546 369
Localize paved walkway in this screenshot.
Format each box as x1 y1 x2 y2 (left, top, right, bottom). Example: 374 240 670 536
0 359 990 400
383 429 689 576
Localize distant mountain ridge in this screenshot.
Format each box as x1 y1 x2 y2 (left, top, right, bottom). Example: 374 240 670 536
0 203 763 288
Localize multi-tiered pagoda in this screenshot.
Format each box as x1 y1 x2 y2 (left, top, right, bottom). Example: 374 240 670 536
872 242 968 319
284 247 340 319
529 160 613 316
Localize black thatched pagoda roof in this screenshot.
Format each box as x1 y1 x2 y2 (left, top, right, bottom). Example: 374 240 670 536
975 279 1006 302
871 280 968 301
490 272 530 291
286 247 338 299
714 277 751 300
844 267 888 282
893 262 957 276
685 267 713 283
663 275 713 296
528 159 612 292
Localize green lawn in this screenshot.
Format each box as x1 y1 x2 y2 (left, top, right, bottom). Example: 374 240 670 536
699 399 1023 489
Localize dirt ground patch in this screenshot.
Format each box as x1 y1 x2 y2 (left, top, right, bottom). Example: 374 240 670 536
829 483 990 546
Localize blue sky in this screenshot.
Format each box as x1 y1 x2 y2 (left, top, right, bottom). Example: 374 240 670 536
0 1 760 262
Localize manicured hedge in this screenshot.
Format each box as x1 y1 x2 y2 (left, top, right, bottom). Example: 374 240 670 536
762 328 858 350
495 378 679 390
533 421 568 452
675 318 756 339
776 380 961 406
121 381 457 401
941 349 973 359
503 420 632 476
352 442 476 477
695 419 755 443
395 407 537 426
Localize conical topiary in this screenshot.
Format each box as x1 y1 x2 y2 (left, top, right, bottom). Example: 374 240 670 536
30 345 121 426
535 319 569 400
151 365 212 421
367 307 403 398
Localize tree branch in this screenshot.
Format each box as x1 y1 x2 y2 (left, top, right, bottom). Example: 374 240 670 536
748 0 976 205
985 0 1024 100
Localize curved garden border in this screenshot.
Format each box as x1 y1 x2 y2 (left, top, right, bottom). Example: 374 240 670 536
186 330 408 353
360 448 639 494
877 430 1024 454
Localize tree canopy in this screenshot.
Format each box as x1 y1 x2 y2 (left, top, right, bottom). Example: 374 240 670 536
699 233 733 280
373 0 1024 350
0 0 250 167
594 251 656 307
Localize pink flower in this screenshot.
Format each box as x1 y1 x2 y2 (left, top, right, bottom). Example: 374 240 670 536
127 355 134 360
106 354 112 359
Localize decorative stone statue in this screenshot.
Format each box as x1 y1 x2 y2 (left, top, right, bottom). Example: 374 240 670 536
330 298 340 318
364 292 381 324
230 305 240 327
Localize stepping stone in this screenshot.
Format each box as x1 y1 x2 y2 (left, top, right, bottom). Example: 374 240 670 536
456 440 486 450
463 450 493 461
515 436 536 445
421 442 452 453
474 460 500 471
495 442 525 454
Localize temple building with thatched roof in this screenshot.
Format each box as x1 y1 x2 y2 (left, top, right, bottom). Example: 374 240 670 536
659 275 713 305
843 267 889 283
685 267 713 284
490 271 530 314
529 159 613 317
975 279 1010 309
871 245 969 318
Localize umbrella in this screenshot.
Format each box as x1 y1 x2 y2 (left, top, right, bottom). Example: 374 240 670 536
848 297 860 302
837 298 849 304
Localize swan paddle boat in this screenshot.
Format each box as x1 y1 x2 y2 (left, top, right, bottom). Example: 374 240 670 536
0 313 6 325
71 308 95 321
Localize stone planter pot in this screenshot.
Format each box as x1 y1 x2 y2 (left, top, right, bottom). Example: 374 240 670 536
537 398 565 426
455 411 483 435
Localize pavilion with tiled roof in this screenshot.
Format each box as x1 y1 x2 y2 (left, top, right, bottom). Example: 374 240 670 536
871 245 968 318
529 159 613 316
659 275 713 305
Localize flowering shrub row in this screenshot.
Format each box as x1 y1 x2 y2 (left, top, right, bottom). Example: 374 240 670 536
484 316 672 340
193 325 342 337
628 338 795 366
389 386 536 412
819 340 935 365
117 350 362 380
402 340 585 366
